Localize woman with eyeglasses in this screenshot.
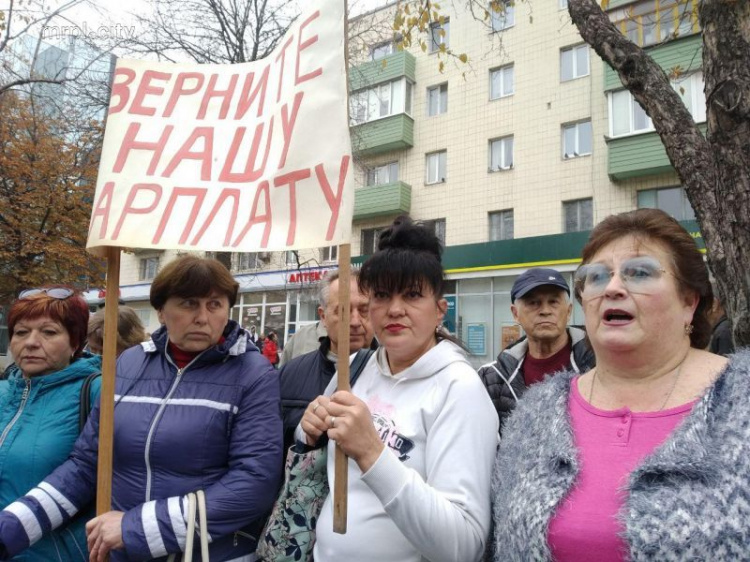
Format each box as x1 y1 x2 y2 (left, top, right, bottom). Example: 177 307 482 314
490 208 749 561
0 256 282 562
0 287 101 561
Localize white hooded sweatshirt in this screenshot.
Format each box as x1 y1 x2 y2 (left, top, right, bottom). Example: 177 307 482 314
313 340 499 562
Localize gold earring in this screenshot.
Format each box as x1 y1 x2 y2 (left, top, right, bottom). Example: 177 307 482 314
684 323 694 335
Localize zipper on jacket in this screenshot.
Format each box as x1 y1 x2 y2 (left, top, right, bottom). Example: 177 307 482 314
0 379 31 447
143 350 205 501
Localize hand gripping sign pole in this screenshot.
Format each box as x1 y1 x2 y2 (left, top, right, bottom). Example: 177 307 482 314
87 0 356 545
332 0 353 533
333 243 352 533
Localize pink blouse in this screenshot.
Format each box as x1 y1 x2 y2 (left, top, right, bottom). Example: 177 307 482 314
547 377 694 562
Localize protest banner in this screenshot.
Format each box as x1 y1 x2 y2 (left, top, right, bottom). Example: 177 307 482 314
87 0 356 538
87 0 353 255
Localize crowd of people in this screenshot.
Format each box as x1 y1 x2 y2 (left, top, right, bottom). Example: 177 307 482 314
0 208 747 561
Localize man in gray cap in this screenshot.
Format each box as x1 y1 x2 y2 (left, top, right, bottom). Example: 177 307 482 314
478 267 594 435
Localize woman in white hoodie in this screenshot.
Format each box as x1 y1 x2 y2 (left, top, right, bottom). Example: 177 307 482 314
300 216 498 562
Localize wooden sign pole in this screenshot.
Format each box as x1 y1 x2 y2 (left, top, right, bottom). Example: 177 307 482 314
333 243 351 533
96 246 121 522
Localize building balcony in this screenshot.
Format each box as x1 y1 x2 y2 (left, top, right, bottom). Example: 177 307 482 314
353 181 412 221
349 51 417 91
351 113 414 157
607 124 707 181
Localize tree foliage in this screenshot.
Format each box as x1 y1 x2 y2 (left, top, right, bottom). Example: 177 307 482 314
0 93 105 302
565 0 750 346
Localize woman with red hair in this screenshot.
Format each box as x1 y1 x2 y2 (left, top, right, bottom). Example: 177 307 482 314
0 287 101 561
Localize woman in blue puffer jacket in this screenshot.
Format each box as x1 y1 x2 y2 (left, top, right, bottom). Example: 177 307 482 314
0 256 283 561
0 287 101 561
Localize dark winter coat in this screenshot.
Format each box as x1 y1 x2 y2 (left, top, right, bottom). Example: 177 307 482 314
477 327 594 435
0 321 282 561
279 337 337 454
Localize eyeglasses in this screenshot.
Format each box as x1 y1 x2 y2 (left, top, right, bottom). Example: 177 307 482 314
574 256 668 299
18 288 75 300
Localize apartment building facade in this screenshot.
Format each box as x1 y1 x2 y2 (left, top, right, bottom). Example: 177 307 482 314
86 0 706 368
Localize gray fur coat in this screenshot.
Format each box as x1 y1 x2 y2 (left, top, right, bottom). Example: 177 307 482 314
492 350 750 561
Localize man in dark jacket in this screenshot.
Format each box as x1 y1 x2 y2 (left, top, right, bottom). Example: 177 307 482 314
478 268 595 435
279 271 375 453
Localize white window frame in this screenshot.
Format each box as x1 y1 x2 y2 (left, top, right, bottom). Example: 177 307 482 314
361 228 384 255
490 64 514 100
370 41 393 61
237 252 261 271
560 44 590 82
285 250 298 267
562 120 593 159
429 19 450 52
637 186 696 221
490 0 515 31
426 150 447 184
349 77 414 126
321 246 338 263
563 198 593 233
422 218 447 246
427 83 448 116
489 210 514 241
366 161 399 187
489 136 514 171
139 257 159 281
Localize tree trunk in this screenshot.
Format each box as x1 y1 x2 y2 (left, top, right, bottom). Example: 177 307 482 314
567 0 750 347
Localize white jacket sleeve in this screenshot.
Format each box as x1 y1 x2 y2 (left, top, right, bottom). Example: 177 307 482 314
360 374 499 562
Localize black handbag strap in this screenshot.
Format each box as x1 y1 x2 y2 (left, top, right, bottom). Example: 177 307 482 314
79 372 101 431
343 348 375 390
304 348 375 451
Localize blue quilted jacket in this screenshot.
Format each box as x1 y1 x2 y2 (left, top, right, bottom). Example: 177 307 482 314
0 321 283 561
0 354 101 561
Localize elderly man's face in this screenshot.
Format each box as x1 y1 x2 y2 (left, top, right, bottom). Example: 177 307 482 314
511 286 572 344
319 278 373 356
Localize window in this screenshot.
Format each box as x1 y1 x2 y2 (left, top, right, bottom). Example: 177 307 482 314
366 162 399 186
285 251 298 266
490 0 515 31
563 199 593 233
673 72 706 123
489 136 514 171
321 246 338 263
237 252 261 271
429 19 450 52
612 0 700 48
422 218 447 246
559 0 568 8
610 89 653 136
426 150 447 184
361 228 385 255
489 210 514 241
490 65 514 99
562 120 593 158
637 186 696 221
560 44 589 81
139 257 159 280
427 83 448 116
370 41 393 61
609 72 705 136
133 308 151 327
349 78 414 126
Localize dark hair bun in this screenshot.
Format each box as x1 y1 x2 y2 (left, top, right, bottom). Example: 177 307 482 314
377 215 443 262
